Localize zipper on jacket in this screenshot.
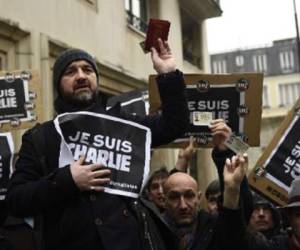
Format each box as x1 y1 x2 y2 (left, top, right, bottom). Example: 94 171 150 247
142 212 154 250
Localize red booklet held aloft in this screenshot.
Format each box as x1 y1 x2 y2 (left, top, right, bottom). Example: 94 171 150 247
142 19 170 53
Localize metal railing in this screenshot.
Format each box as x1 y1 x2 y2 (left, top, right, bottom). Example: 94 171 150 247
126 11 148 33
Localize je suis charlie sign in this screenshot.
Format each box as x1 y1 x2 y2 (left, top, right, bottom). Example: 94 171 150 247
249 98 300 206
0 133 14 200
0 70 41 131
149 73 263 147
54 111 151 198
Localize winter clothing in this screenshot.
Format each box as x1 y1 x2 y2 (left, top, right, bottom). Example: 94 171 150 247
7 70 188 250
250 192 283 239
219 206 294 250
164 210 219 250
52 48 100 93
161 148 253 250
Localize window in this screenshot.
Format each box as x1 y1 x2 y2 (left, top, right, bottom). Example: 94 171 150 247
279 50 294 73
279 82 300 107
235 55 244 67
212 60 227 73
181 9 203 69
125 0 148 33
253 54 267 73
262 85 269 108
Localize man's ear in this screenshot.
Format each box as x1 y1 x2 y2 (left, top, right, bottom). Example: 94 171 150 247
197 191 202 203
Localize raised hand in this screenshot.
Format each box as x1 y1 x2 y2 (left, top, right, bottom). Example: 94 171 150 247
224 154 248 189
70 155 111 192
176 136 197 172
223 154 248 209
180 136 197 160
151 38 176 74
210 119 232 150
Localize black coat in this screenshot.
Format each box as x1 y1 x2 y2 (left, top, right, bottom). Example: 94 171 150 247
163 148 253 250
7 71 188 250
217 207 291 250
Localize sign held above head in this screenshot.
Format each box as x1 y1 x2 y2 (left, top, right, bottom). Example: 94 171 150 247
149 73 263 148
0 70 42 131
249 98 300 206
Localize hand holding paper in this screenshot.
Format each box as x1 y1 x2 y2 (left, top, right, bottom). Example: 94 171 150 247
70 155 111 192
210 119 232 150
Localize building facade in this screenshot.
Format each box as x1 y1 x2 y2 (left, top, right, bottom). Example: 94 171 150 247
210 37 300 167
0 0 222 191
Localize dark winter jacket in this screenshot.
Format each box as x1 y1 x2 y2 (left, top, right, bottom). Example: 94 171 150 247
7 70 188 250
161 148 253 250
218 206 293 250
250 192 283 239
188 210 218 250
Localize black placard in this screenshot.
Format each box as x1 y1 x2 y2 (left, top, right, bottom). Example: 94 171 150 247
264 115 300 191
177 85 245 143
0 78 28 121
0 133 14 200
54 112 151 198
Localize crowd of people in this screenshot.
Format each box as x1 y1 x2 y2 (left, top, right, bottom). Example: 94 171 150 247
0 39 299 250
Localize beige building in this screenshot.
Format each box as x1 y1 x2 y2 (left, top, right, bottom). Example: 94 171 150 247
0 0 222 192
210 38 300 171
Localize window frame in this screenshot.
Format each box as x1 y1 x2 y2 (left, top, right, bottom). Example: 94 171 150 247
252 53 267 73
125 0 148 34
262 85 270 108
278 82 300 107
279 50 295 73
212 59 227 73
235 55 244 67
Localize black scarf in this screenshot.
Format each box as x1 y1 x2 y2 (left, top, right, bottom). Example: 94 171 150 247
54 95 106 115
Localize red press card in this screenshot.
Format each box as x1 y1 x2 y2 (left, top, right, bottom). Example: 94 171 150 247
144 19 170 53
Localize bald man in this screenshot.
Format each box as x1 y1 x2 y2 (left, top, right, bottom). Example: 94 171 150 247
163 172 220 250
164 173 200 227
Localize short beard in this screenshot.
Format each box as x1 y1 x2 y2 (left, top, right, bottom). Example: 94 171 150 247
64 89 98 107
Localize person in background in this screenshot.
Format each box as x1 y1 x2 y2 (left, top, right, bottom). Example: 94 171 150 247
163 172 204 250
248 192 282 240
220 157 300 250
204 179 221 215
145 119 232 214
144 167 169 212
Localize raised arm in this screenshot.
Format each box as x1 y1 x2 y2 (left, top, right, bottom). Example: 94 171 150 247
211 119 253 222
175 136 197 172
131 39 189 147
223 154 248 209
213 154 250 250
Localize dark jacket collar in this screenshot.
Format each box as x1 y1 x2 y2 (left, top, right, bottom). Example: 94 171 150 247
54 95 108 115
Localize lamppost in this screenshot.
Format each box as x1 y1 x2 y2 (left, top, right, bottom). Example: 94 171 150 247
293 0 300 70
